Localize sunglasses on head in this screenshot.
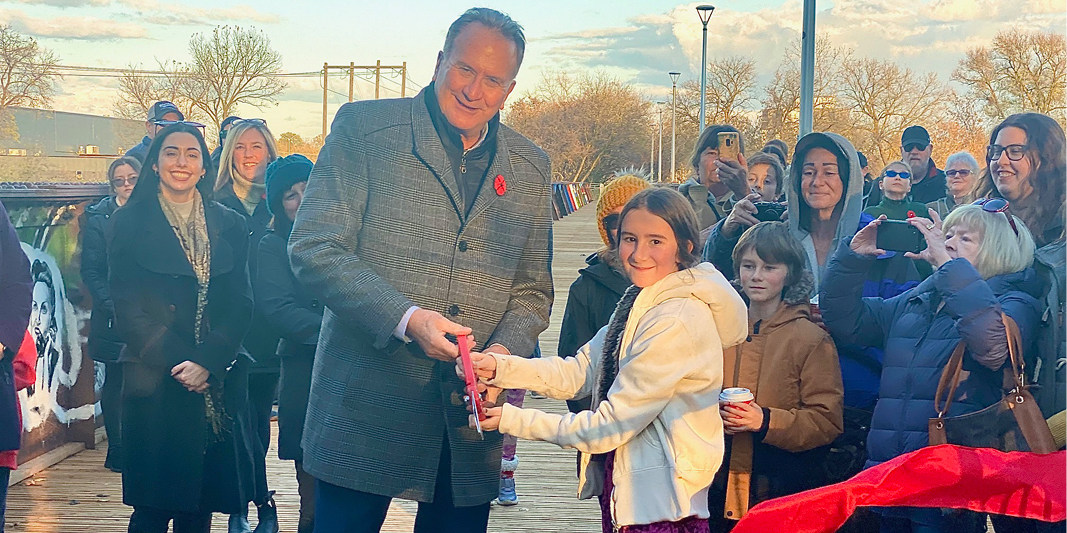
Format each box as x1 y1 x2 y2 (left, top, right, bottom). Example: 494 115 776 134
972 198 1019 237
884 170 911 179
152 120 206 131
232 118 268 127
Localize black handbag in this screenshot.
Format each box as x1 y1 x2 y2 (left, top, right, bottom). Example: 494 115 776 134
928 313 1057 454
0 355 23 452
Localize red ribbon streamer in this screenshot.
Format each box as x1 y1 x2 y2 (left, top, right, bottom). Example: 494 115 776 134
733 445 1066 533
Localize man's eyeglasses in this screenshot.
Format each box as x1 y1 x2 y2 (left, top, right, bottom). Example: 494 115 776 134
987 144 1027 162
111 177 138 187
972 198 1019 237
945 169 973 178
903 143 929 152
884 170 911 179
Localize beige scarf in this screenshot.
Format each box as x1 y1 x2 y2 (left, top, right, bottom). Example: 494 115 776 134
229 169 265 215
158 191 226 437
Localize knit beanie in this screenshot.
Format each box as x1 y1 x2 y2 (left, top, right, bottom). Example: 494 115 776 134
596 171 651 246
265 154 313 217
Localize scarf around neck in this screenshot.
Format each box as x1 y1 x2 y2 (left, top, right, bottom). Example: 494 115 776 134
229 169 266 215
590 284 642 461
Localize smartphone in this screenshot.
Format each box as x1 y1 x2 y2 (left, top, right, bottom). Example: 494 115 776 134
717 132 740 162
876 220 926 254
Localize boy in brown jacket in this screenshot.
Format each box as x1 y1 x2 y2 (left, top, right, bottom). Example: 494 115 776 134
709 222 844 531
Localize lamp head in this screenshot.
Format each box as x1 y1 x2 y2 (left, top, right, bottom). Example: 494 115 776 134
669 72 681 83
697 5 715 24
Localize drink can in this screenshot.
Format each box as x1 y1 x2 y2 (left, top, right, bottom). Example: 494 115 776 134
719 387 754 405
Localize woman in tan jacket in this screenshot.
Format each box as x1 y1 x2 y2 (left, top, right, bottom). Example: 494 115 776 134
709 222 844 532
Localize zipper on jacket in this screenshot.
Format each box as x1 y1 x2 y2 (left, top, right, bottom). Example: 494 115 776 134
460 147 471 174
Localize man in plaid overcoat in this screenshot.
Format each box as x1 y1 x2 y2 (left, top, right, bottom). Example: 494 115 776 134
288 8 553 533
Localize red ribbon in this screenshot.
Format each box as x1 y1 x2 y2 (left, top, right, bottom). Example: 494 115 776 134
733 445 1066 533
494 175 507 196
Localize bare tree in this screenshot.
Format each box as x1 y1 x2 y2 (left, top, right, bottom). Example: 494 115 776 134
113 61 204 122
838 58 951 169
506 71 649 182
0 25 60 110
187 26 286 130
759 39 851 147
953 30 1067 126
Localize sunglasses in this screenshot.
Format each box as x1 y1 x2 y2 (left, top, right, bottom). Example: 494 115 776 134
603 213 620 234
111 177 138 187
945 169 973 178
884 170 911 179
152 120 207 131
972 198 1019 237
232 118 268 127
903 143 929 152
987 144 1028 162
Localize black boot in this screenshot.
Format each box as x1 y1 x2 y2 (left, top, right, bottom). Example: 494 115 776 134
251 491 279 533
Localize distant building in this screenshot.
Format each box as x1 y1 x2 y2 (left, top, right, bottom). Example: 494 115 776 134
0 108 143 183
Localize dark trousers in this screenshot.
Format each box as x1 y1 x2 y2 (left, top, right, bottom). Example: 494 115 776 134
102 362 124 470
296 461 316 532
127 506 212 533
0 467 9 533
314 437 491 533
247 371 279 506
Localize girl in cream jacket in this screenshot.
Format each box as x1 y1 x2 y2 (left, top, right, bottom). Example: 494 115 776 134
462 188 748 532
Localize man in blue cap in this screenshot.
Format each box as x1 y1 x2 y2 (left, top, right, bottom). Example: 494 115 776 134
125 101 183 163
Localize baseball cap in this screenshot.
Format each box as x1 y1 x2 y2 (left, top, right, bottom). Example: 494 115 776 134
147 101 185 122
901 126 930 151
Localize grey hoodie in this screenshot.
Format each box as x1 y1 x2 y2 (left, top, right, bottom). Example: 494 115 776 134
785 132 866 293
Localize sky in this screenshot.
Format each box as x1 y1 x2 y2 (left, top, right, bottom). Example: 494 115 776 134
4 0 1065 139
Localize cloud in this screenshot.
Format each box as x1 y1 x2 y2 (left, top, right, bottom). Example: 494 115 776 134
529 0 1067 97
0 8 148 39
1 0 109 7
115 0 282 26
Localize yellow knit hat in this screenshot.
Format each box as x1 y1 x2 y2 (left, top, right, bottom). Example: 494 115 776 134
596 170 652 246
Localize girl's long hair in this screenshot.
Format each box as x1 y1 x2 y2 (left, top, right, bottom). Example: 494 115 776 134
127 123 216 206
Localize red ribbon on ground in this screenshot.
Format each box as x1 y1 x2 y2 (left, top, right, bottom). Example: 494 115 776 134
733 444 1066 533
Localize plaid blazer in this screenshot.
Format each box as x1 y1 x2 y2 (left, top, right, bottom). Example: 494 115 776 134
289 88 554 506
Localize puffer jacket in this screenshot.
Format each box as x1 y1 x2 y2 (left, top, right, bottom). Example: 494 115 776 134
558 250 630 413
820 240 1043 467
715 272 843 520
703 132 921 409
486 263 748 526
80 195 124 363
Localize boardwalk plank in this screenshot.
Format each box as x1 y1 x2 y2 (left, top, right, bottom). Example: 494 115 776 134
5 203 603 533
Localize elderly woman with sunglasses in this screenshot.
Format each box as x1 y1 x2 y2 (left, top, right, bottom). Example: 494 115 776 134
819 201 1042 533
927 152 980 220
80 156 141 473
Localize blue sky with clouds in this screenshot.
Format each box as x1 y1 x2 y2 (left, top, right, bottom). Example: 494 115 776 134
3 0 1064 138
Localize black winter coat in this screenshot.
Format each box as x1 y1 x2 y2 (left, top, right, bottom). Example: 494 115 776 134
255 231 322 461
109 196 256 514
557 250 630 413
80 196 123 363
217 184 280 373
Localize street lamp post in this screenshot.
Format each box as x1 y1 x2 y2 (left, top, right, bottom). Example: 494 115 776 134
696 5 715 134
650 123 656 181
669 71 680 183
656 102 665 183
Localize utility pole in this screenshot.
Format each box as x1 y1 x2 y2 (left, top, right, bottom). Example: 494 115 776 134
349 62 355 102
321 61 408 140
650 124 655 181
657 102 665 183
375 59 382 100
322 62 328 140
799 0 816 138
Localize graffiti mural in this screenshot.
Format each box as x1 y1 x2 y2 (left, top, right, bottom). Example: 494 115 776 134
20 244 93 431
3 186 104 460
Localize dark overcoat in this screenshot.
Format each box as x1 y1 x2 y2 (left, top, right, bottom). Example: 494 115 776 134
288 88 554 506
0 199 30 356
80 196 124 363
255 231 322 461
109 196 256 514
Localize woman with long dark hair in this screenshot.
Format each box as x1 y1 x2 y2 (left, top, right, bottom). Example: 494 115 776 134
109 123 255 532
80 156 141 472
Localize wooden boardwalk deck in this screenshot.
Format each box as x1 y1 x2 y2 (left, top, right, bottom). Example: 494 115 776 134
5 203 605 533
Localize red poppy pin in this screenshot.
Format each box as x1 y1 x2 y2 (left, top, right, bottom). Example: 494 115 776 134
494 174 507 196
907 210 916 218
